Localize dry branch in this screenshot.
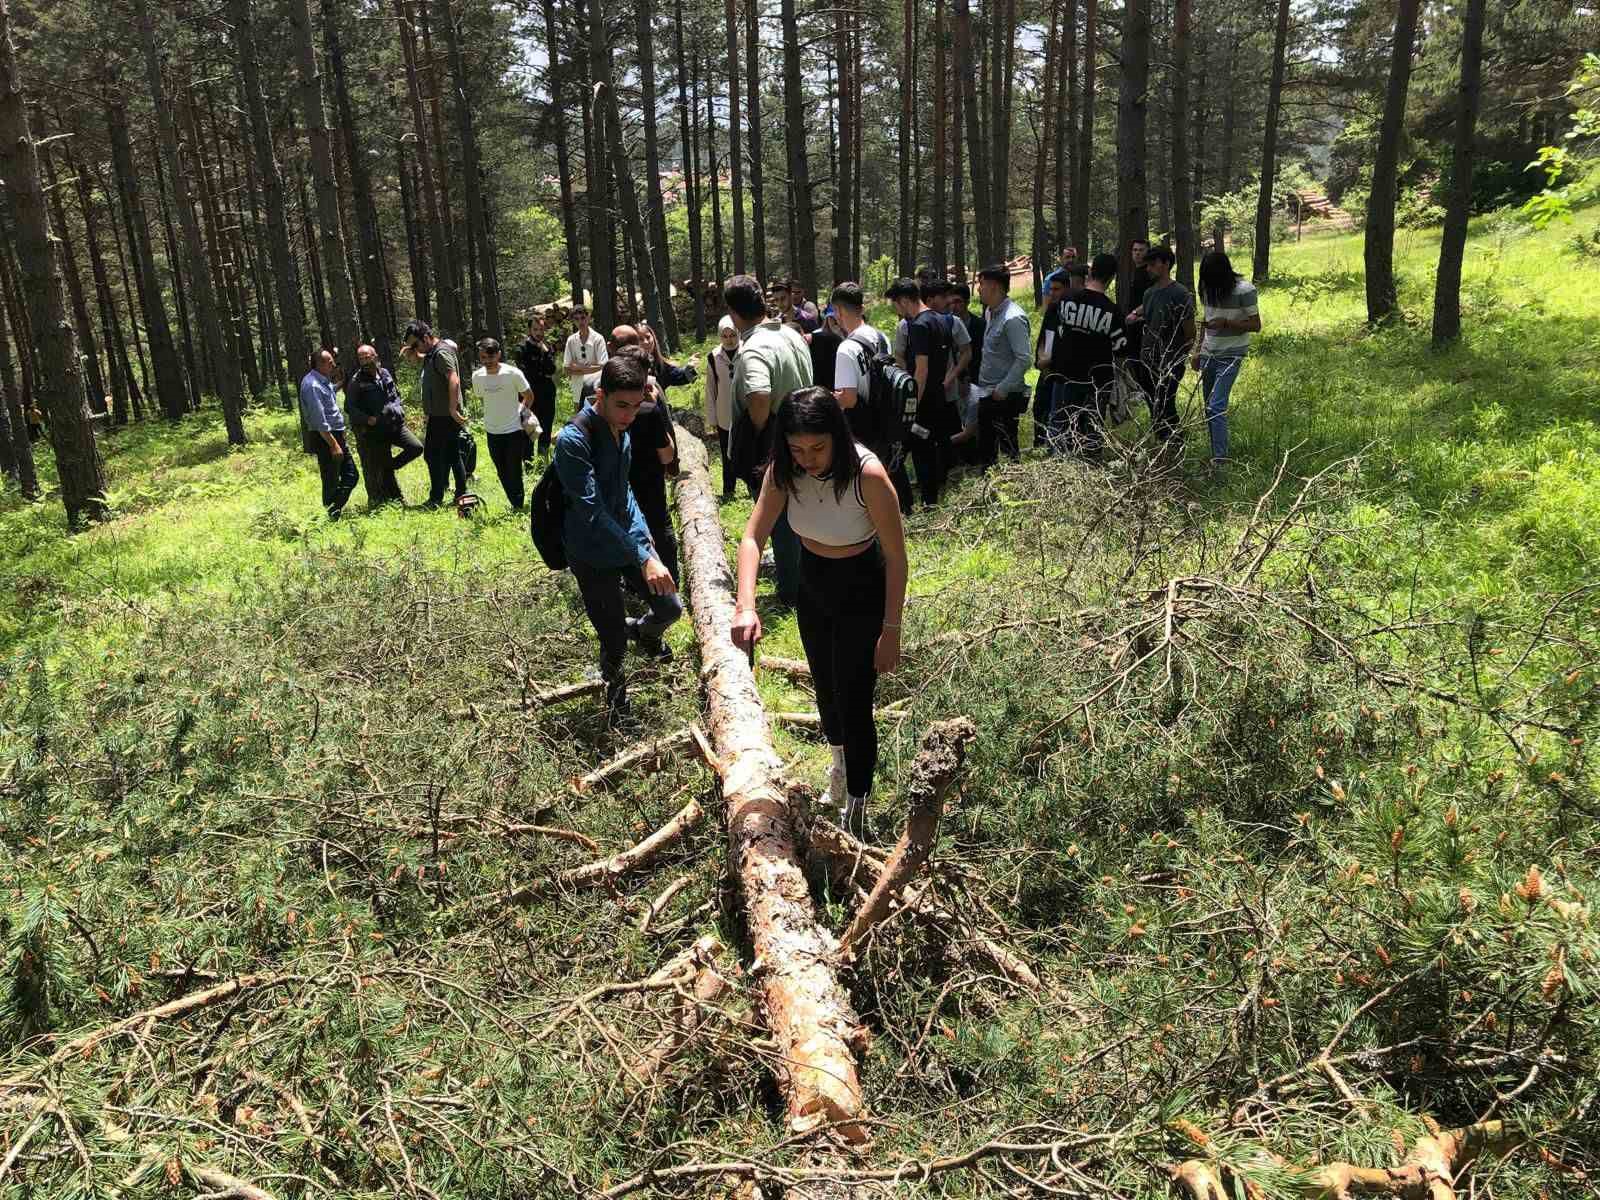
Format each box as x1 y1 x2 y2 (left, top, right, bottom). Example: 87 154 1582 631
452 677 605 718
674 424 869 1141
637 874 692 933
629 936 737 1085
1169 1120 1522 1200
185 1163 277 1200
757 655 813 679
572 727 698 792
810 821 1041 991
492 799 705 905
838 718 976 960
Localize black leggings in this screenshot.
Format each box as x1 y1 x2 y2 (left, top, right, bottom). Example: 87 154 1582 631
795 543 886 798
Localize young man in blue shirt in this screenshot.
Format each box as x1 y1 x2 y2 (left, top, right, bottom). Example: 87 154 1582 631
554 354 682 725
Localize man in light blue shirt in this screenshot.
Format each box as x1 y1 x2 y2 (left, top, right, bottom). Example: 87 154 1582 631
974 264 1033 465
299 349 358 518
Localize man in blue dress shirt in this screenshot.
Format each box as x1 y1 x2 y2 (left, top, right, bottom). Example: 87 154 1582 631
299 349 359 519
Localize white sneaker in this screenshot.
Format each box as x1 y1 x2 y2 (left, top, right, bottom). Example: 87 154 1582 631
822 746 847 811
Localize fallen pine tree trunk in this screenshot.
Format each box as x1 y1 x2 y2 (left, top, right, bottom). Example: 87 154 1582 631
673 425 870 1141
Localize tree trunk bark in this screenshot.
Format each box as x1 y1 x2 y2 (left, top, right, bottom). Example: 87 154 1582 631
1431 0 1484 347
744 0 766 282
326 0 396 366
438 0 500 340
418 1 464 321
1172 0 1195 291
780 0 817 295
639 4 680 349
1116 0 1149 304
288 0 361 373
397 142 431 324
831 0 853 283
0 251 38 497
395 0 463 333
1213 37 1237 251
1365 0 1421 323
952 49 965 275
674 0 706 338
672 424 868 1141
543 0 583 310
233 0 313 392
931 0 948 277
298 165 332 347
0 0 108 525
594 0 664 335
69 145 131 424
41 149 108 415
105 87 187 421
577 0 615 326
1058 0 1074 254
897 0 914 274
1071 0 1096 257
725 0 746 275
100 156 151 417
953 0 988 266
188 92 260 403
1252 0 1291 281
151 129 204 411
136 0 246 441
993 0 1018 261
1033 0 1058 302
707 43 726 283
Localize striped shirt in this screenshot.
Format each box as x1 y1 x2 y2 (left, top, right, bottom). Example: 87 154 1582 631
1201 279 1260 357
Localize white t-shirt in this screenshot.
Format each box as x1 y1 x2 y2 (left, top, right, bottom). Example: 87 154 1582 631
835 323 887 406
472 364 532 435
563 329 608 402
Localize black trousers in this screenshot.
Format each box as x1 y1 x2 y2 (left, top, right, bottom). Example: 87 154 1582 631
423 415 466 505
715 427 737 498
1145 361 1186 443
1050 380 1104 456
358 421 423 504
977 392 1022 465
906 433 945 507
796 544 886 798
1032 383 1055 449
531 386 556 453
313 431 359 518
570 558 684 708
486 430 530 509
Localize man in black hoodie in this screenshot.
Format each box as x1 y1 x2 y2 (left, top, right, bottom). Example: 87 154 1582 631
1042 252 1127 458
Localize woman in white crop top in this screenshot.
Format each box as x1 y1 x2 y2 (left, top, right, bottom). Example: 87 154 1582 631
732 387 908 836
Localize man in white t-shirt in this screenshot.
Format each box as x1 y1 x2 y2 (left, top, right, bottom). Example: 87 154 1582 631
562 305 608 408
830 282 912 517
471 337 538 510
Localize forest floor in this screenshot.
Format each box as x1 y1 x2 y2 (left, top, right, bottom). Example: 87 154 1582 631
1 205 1597 1199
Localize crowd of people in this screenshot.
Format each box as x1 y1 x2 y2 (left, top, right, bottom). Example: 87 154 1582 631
296 243 1260 834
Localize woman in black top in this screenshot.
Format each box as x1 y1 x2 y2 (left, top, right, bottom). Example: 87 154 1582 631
515 313 559 455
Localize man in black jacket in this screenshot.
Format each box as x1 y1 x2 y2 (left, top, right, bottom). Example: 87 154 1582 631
514 314 559 457
1044 252 1128 458
345 343 423 504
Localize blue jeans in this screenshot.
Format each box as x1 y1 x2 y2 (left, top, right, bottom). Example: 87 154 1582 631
1200 355 1244 462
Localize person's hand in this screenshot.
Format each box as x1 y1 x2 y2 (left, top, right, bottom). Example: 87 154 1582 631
453 409 468 427
1127 307 1144 324
874 626 901 674
732 607 762 652
329 441 344 459
642 556 676 596
368 415 378 426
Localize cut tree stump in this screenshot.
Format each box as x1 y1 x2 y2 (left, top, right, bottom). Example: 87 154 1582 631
673 424 870 1142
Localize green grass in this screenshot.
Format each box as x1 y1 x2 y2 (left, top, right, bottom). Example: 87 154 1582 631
2 201 1599 1198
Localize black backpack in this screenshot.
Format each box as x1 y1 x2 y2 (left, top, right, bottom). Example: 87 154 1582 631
528 407 599 570
847 330 918 450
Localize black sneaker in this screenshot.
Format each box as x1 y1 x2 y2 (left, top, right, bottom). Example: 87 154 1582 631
626 618 674 662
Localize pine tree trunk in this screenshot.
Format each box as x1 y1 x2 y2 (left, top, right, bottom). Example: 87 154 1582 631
897 0 913 274
0 0 108 525
395 0 463 333
100 155 151 417
1431 0 1484 347
438 0 500 340
779 0 817 295
297 166 332 347
1116 0 1149 304
674 0 706 338
0 254 37 496
1365 0 1421 323
325 1 396 365
1191 23 1208 259
1172 0 1195 291
580 0 616 325
594 0 663 334
288 0 361 375
397 142 432 324
1058 0 1074 252
418 1 464 320
744 0 766 282
545 0 583 310
931 0 947 276
188 93 259 402
706 43 726 283
639 4 680 349
151 130 204 412
725 0 745 274
41 150 107 415
993 0 1018 261
136 0 245 441
1033 0 1058 301
831 1 853 282
952 52 965 275
69 146 131 425
1252 0 1291 281
1214 38 1237 251
104 87 187 421
953 0 987 266
233 0 312 393
1071 0 1096 257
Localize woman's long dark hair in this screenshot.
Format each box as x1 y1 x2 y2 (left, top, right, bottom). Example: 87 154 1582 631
1199 251 1243 309
770 386 861 502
